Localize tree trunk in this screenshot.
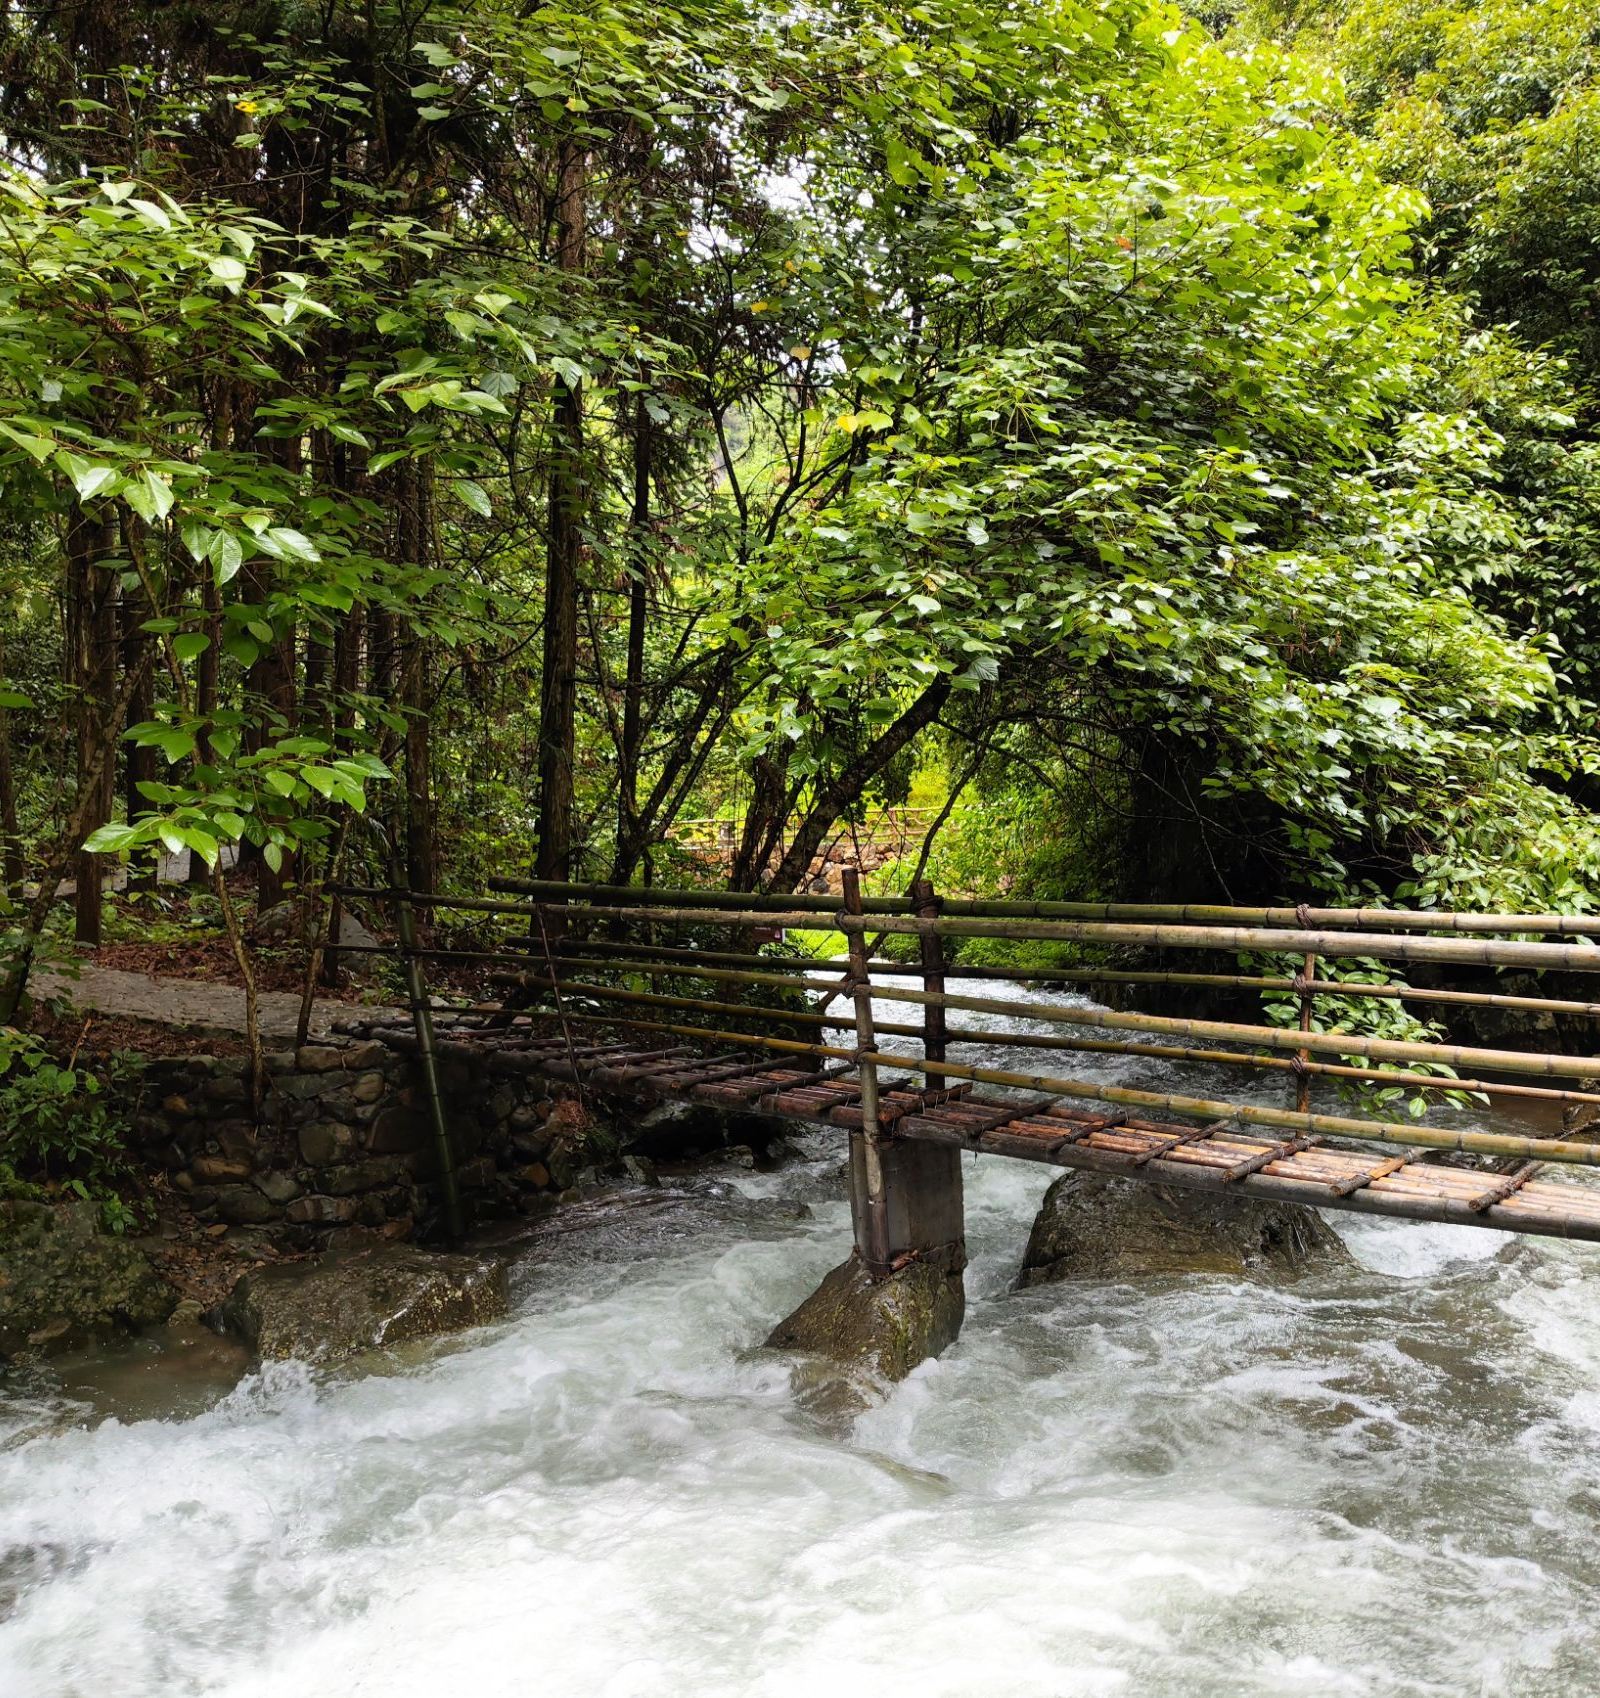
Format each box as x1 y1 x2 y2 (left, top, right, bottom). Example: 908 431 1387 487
535 136 587 882
69 510 118 944
730 749 789 892
616 396 651 880
0 637 22 898
766 680 951 893
188 573 221 885
0 646 153 1022
121 588 155 895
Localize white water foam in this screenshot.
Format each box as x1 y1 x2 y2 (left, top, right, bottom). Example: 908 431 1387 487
3 984 1598 1695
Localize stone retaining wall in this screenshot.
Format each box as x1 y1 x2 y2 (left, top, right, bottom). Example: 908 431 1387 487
126 1036 591 1247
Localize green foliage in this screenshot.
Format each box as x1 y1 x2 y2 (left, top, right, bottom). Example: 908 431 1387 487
0 0 1596 945
0 1028 144 1230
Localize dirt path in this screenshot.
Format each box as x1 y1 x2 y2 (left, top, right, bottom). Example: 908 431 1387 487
36 962 379 1043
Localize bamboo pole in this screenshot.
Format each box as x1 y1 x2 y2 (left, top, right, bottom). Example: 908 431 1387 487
323 930 1600 1023
842 869 887 1258
504 972 1600 1104
478 877 1600 937
499 903 1600 972
1296 949 1316 1115
492 956 1600 1081
387 849 463 1242
915 877 947 1068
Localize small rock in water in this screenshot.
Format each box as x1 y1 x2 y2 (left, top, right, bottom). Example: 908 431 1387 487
765 1247 966 1384
211 1242 509 1362
1017 1172 1347 1285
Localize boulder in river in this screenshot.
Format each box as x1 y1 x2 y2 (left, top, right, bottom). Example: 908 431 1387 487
213 1242 509 1362
0 1201 176 1357
1018 1172 1346 1285
765 1246 965 1383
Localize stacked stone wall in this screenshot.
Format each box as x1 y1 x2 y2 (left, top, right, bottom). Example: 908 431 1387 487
125 1036 587 1248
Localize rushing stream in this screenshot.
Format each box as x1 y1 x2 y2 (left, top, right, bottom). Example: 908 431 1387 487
4 983 1600 1697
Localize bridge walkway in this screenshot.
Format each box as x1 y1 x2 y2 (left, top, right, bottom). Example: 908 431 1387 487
363 1023 1600 1245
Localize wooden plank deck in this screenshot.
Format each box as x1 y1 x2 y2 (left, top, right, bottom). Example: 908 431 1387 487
366 1026 1600 1244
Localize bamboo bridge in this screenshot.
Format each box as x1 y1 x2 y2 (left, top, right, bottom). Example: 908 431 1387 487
329 873 1600 1354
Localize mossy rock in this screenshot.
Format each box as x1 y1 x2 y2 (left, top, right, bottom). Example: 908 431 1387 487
0 1201 176 1357
765 1246 965 1384
1018 1172 1347 1285
213 1242 508 1362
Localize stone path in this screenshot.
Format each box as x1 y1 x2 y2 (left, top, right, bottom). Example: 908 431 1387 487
36 962 380 1043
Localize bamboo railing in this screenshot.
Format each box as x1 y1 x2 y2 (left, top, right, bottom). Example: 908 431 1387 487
327 876 1600 1177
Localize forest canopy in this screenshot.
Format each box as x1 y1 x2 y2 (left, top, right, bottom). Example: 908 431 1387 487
1 0 1597 1016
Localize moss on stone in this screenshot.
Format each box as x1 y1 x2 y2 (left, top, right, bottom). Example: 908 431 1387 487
764 1246 966 1383
1018 1172 1347 1285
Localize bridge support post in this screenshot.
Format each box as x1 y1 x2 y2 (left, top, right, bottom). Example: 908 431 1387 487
764 871 966 1386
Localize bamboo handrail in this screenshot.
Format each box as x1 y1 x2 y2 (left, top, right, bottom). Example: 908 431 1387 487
325 928 1600 1022
504 970 1600 1105
489 956 1600 1081
504 904 1600 971
477 877 1600 937
333 885 1600 970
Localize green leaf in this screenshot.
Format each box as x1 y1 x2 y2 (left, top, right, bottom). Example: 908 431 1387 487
0 422 55 464
267 527 320 562
172 634 210 663
54 450 116 502
208 254 248 288
452 478 492 517
141 470 175 520
211 530 244 584
83 822 142 854
181 519 214 563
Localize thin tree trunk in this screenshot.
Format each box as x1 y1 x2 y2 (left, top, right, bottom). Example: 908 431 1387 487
0 647 153 1021
0 637 22 898
122 583 155 895
397 462 438 895
188 573 221 885
766 680 952 893
616 397 651 879
69 510 118 944
535 136 587 882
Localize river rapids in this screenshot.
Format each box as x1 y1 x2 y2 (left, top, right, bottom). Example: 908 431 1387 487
3 983 1599 1696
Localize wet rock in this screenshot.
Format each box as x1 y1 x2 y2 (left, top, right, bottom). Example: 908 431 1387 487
0 1202 177 1357
190 1156 253 1184
765 1247 966 1383
1561 1079 1600 1142
350 1071 386 1105
212 1243 509 1361
368 1104 428 1154
252 1170 303 1205
294 1044 350 1074
1017 1172 1346 1285
323 1156 413 1196
215 1185 279 1227
299 1120 357 1166
284 1194 359 1226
